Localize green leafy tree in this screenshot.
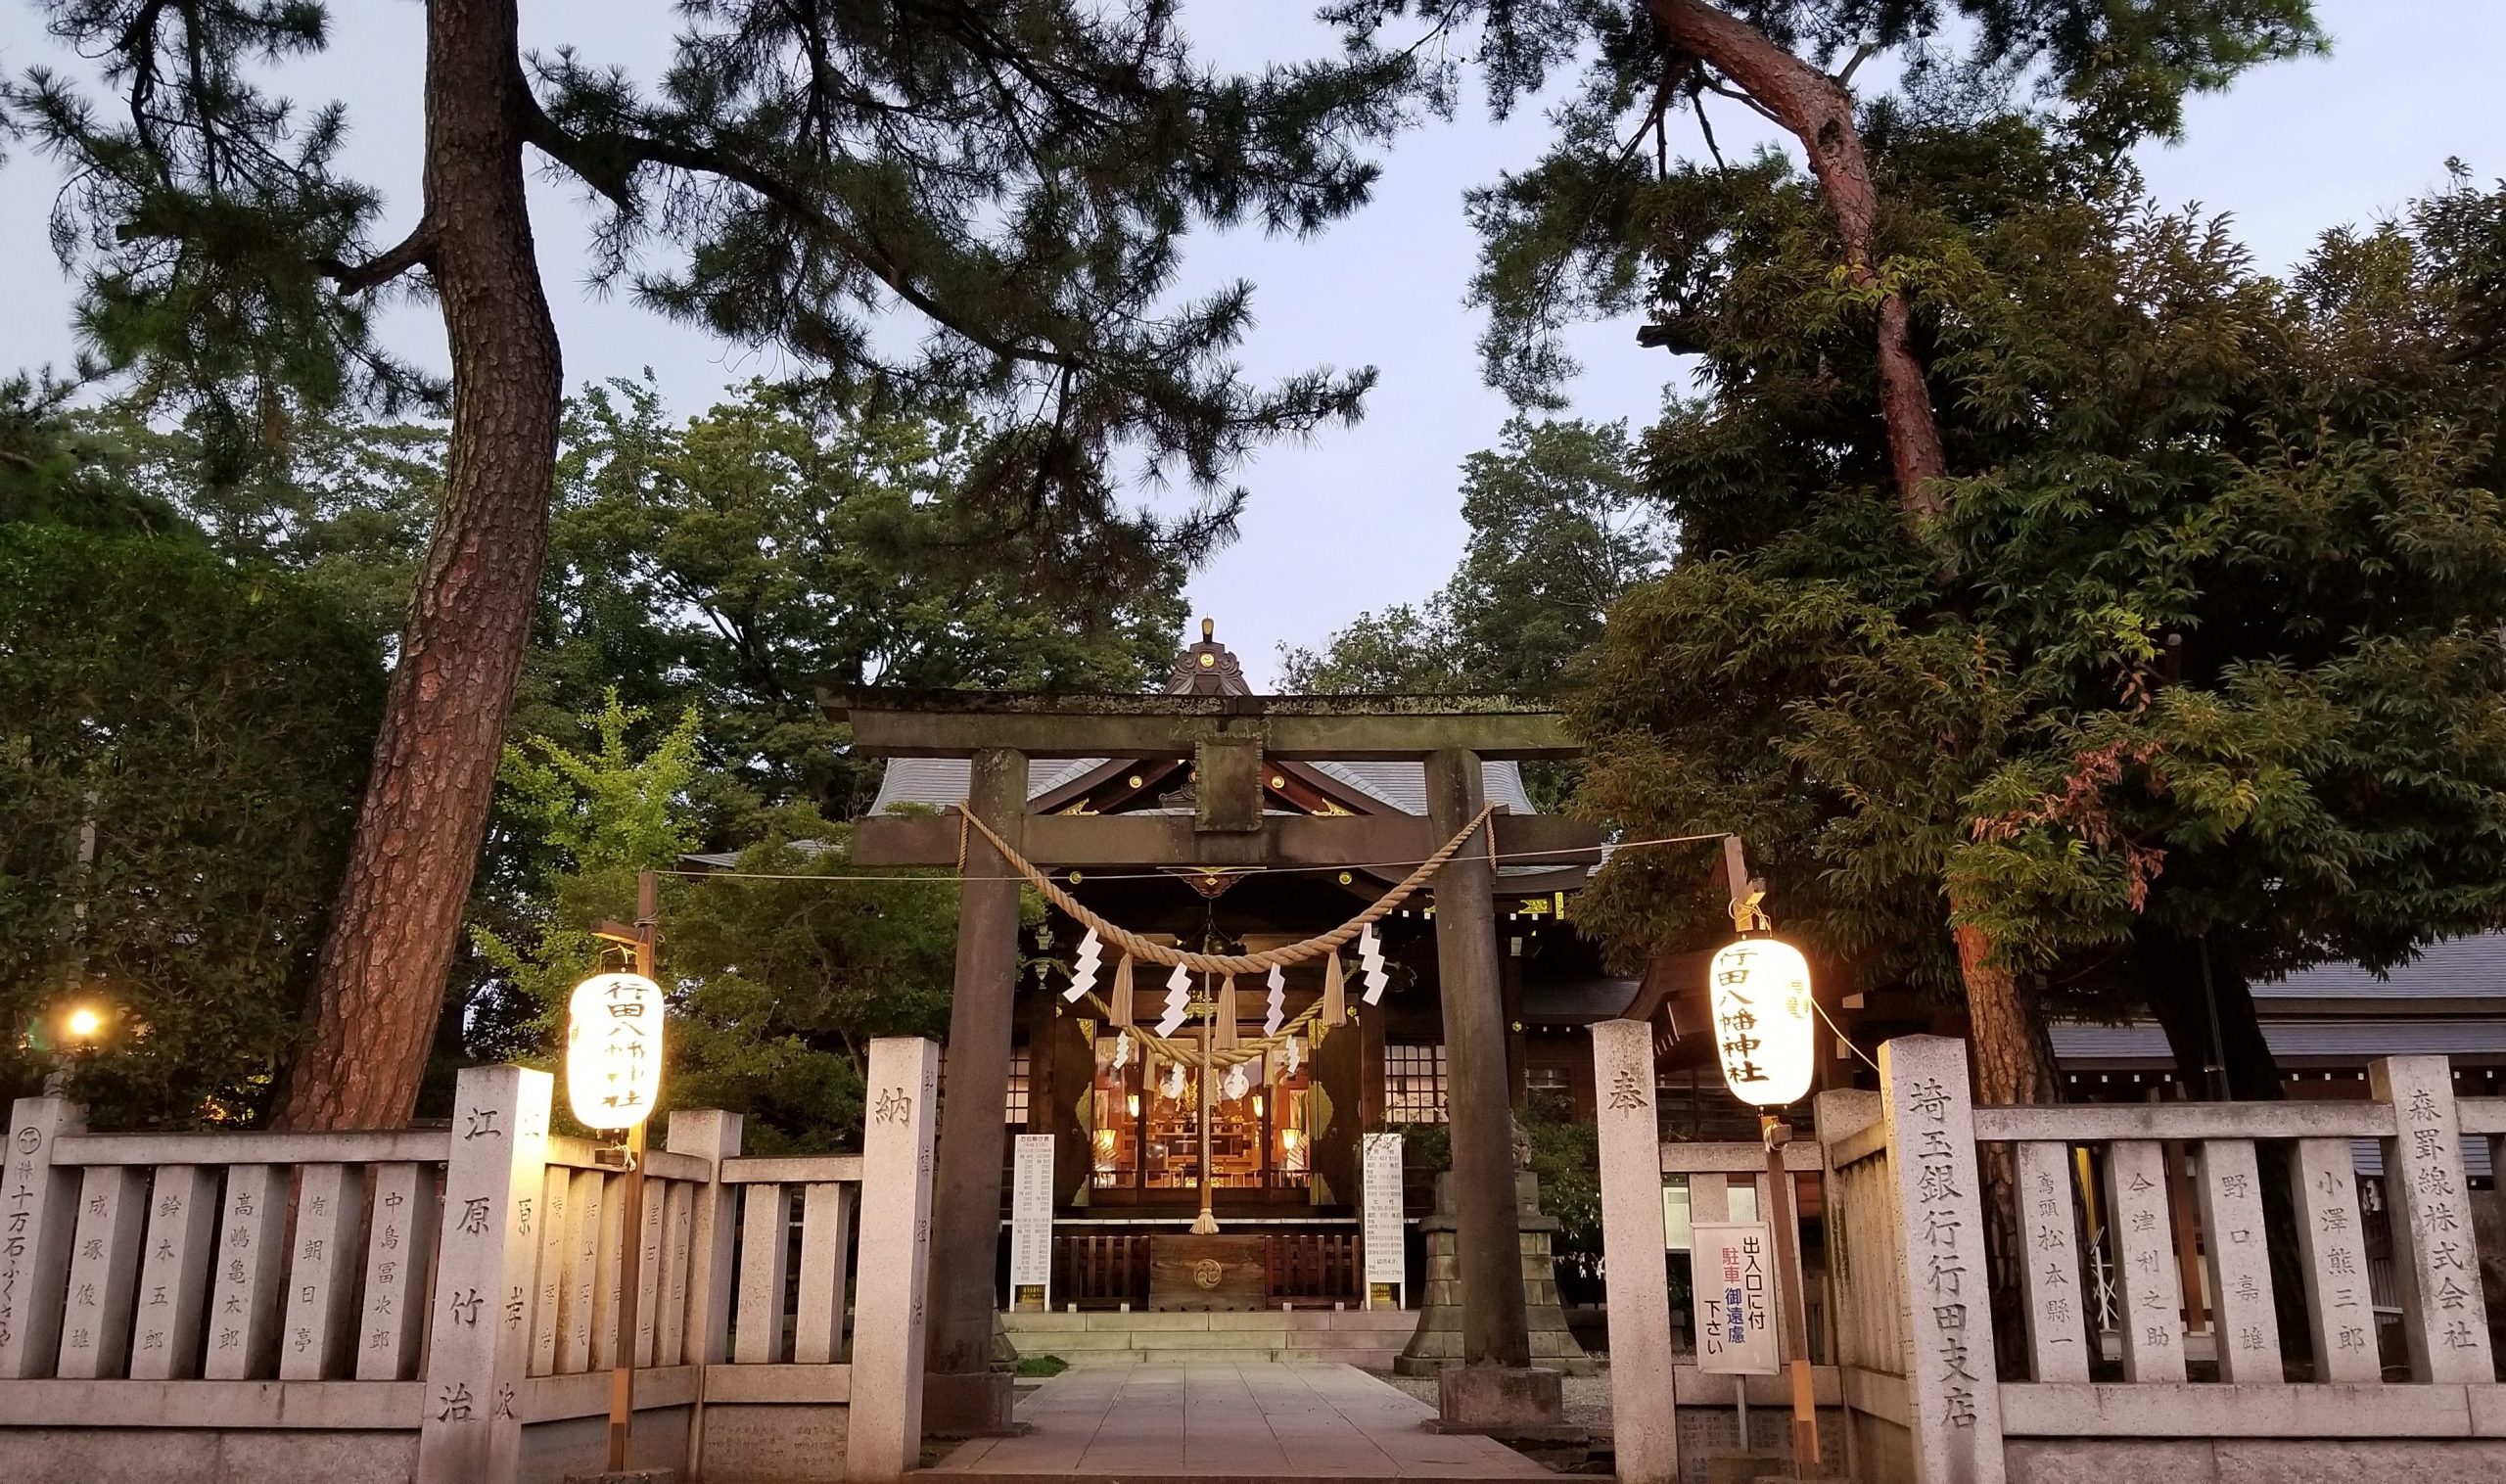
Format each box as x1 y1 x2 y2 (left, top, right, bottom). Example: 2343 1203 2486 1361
78 404 445 646
1334 1 2324 1108
664 824 970 1153
0 397 383 1126
472 692 704 1046
473 693 970 1151
520 378 1192 835
1568 134 2506 1112
7 0 1411 1129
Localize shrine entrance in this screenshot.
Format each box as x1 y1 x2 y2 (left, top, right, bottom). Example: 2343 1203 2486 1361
827 623 1601 1438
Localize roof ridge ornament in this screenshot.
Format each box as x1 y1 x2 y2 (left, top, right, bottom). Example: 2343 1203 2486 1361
1166 617 1249 696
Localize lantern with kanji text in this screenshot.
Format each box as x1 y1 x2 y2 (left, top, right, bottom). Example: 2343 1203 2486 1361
567 970 664 1129
1706 938 1813 1107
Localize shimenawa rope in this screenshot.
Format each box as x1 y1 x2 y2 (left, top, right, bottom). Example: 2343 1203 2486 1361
956 800 1498 976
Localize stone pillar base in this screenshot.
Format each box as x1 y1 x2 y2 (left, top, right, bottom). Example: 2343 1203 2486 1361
922 1369 1023 1438
1428 1365 1578 1441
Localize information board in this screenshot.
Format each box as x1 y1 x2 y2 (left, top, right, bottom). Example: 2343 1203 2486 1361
1361 1132 1407 1304
1009 1134 1055 1309
1692 1220 1779 1374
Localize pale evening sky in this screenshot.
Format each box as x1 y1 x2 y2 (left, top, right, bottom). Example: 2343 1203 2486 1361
3 2 2500 685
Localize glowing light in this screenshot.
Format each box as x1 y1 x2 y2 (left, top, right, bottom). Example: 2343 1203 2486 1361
64 1006 105 1041
1708 938 1814 1107
566 971 664 1129
1127 1094 1141 1119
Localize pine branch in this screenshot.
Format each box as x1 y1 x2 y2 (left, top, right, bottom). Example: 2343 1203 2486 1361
521 101 1087 375
316 225 435 295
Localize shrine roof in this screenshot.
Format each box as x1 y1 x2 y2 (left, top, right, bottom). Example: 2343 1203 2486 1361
865 753 1538 818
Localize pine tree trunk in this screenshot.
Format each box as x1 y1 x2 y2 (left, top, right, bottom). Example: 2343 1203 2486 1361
1646 0 1947 521
273 0 561 1130
1953 906 2062 1376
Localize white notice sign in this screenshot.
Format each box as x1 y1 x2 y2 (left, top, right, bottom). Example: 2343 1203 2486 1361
1009 1135 1054 1307
1693 1221 1779 1375
1362 1133 1406 1295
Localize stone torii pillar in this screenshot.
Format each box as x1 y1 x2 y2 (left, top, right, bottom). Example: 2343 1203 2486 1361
1424 747 1561 1432
922 746 1027 1435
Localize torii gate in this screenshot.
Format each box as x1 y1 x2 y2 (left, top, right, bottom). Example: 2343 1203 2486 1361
828 627 1598 1435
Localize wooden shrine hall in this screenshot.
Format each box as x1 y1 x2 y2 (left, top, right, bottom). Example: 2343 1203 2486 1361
826 622 1609 1436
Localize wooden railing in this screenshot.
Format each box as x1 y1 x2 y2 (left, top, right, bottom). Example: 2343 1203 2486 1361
1261 1230 1360 1304
1055 1233 1151 1306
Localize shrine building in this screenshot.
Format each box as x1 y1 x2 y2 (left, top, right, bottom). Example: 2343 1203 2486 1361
846 624 1627 1314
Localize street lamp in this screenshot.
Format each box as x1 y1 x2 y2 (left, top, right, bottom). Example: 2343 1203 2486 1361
1710 839 1820 1480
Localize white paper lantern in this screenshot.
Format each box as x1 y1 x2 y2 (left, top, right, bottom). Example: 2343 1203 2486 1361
567 970 664 1129
1707 938 1814 1107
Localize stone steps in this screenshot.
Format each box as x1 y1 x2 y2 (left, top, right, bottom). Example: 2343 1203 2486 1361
1005 1309 1419 1369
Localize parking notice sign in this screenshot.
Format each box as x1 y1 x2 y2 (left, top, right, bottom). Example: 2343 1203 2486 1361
1693 1221 1779 1375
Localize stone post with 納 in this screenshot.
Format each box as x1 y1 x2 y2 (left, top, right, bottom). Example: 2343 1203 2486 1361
1591 1019 1677 1484
415 1064 553 1484
1879 1036 2005 1484
848 1036 942 1484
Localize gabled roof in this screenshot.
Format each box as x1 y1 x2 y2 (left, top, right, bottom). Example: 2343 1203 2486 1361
865 753 1537 818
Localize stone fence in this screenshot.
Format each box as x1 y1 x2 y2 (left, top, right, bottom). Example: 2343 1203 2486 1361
1595 1023 2506 1484
0 1036 939 1484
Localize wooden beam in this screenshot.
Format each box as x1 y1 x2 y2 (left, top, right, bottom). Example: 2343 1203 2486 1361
824 688 1580 760
849 811 1603 876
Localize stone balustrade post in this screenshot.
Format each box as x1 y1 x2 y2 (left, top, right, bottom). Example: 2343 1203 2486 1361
1590 1019 1677 1484
130 1163 221 1379
0 1096 85 1378
848 1036 941 1484
2370 1055 2492 1382
415 1064 553 1484
667 1106 744 1483
1879 1036 2005 1484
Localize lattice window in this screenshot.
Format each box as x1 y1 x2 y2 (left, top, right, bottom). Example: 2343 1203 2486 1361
1526 1066 1571 1095
1005 1050 1031 1126
1384 1043 1449 1124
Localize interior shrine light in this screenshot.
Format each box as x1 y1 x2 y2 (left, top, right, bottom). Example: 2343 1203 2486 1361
567 971 664 1130
1708 936 1815 1108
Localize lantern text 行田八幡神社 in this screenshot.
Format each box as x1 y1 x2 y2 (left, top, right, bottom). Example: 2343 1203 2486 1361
1707 938 1813 1107
567 970 663 1129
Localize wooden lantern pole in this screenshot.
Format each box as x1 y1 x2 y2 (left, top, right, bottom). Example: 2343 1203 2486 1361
1723 836 1818 1477
601 868 659 1471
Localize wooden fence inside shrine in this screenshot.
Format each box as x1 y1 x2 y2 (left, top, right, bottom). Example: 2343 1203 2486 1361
1597 1021 2506 1484
0 1037 941 1484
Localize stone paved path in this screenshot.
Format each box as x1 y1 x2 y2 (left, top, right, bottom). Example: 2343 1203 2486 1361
924 1361 1555 1482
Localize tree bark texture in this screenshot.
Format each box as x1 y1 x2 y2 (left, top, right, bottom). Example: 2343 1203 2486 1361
1952 899 2064 1376
274 0 562 1129
2140 930 2283 1101
1645 0 1947 522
